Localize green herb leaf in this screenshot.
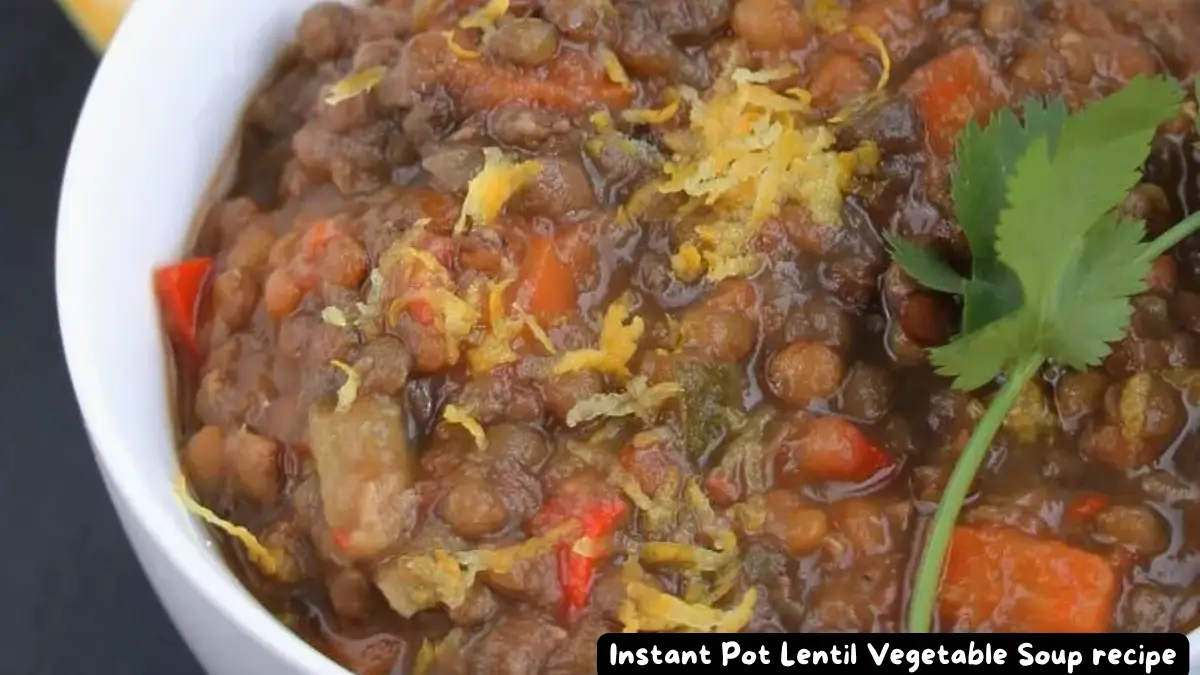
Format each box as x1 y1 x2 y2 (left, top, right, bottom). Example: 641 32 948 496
1050 212 1153 367
952 100 1067 332
905 75 1196 634
883 233 967 295
979 76 1182 375
886 99 1070 334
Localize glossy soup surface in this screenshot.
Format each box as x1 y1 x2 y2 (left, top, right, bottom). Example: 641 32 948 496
170 1 1200 673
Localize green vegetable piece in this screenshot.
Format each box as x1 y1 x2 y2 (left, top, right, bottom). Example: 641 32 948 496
678 361 740 459
901 75 1200 634
882 234 966 295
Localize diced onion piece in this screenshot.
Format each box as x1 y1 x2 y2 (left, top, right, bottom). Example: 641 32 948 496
572 535 605 558
321 306 348 327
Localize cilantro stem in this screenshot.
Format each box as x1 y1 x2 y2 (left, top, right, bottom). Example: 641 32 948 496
1136 211 1200 265
905 353 1045 633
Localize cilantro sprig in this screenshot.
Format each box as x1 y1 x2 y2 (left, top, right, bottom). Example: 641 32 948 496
889 75 1200 633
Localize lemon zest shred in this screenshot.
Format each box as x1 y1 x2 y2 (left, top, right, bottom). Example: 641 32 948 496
443 31 481 59
639 541 727 571
809 0 848 33
598 45 633 92
413 640 438 675
554 296 644 379
617 560 756 633
486 277 515 329
323 66 388 106
174 473 279 576
658 64 878 281
443 403 488 450
590 110 615 133
621 89 680 125
518 310 557 353
622 180 664 223
466 277 556 373
330 360 360 413
459 0 509 34
467 289 519 373
851 25 891 91
730 66 795 84
565 376 682 427
455 147 543 235
376 521 582 618
467 335 518 373
390 287 482 364
785 87 813 106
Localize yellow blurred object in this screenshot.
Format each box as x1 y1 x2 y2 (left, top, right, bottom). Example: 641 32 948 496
58 0 133 52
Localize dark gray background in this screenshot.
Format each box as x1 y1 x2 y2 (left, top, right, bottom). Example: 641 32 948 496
0 4 205 674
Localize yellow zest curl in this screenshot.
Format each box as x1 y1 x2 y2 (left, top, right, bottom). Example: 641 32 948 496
443 31 481 59
443 404 488 450
455 148 543 235
174 473 279 576
330 360 360 413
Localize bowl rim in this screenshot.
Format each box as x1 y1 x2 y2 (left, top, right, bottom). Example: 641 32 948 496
55 1 345 673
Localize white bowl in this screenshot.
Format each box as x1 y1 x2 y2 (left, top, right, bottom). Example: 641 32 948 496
52 0 1200 671
56 1 340 673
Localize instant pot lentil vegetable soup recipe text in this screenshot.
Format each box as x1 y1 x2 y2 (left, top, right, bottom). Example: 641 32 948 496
152 0 1200 671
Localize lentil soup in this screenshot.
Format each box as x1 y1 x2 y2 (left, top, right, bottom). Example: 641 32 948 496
156 0 1200 673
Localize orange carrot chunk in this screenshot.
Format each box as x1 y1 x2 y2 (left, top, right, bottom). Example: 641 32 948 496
450 50 633 115
905 45 1010 158
516 233 582 324
939 525 1117 633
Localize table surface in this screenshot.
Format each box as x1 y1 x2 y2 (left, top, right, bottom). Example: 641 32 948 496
0 4 205 674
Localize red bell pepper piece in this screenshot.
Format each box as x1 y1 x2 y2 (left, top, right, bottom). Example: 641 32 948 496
1065 493 1109 522
407 298 437 326
777 416 894 485
530 491 627 617
154 257 214 357
558 496 627 614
